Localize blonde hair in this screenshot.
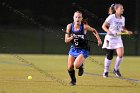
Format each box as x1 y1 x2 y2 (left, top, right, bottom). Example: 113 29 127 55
108 4 123 15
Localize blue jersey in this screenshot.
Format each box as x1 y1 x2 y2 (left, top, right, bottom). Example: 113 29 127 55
70 22 85 35
68 23 90 59
70 23 89 50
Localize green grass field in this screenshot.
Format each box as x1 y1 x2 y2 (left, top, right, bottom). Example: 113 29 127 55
0 54 140 93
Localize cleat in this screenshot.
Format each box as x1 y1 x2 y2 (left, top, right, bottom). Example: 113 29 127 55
103 72 108 78
113 69 122 77
69 81 76 86
68 69 76 86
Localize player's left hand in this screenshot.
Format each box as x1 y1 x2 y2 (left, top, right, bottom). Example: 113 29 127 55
127 31 133 35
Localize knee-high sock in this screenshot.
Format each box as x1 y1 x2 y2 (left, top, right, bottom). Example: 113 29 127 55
114 56 122 70
68 69 76 82
104 58 111 73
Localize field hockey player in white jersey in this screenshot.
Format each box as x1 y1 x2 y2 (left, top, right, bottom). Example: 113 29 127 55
102 4 133 77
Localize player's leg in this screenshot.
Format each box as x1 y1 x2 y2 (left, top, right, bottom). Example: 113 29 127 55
74 54 85 76
67 55 76 86
113 47 124 77
103 49 114 77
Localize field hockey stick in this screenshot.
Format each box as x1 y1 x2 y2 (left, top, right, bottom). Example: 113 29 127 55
99 32 134 35
99 31 139 40
62 29 98 44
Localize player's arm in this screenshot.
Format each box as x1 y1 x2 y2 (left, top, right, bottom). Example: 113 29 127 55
121 26 133 35
65 24 74 43
84 24 102 46
102 22 110 33
102 15 115 35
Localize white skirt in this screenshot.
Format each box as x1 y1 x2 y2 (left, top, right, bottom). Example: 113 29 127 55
102 35 123 49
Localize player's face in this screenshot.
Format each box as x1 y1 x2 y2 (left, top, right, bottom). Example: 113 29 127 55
73 12 83 25
116 5 124 15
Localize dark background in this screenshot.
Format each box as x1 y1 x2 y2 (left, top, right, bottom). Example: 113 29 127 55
0 0 139 55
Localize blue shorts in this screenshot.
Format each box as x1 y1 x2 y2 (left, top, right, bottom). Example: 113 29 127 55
68 46 89 59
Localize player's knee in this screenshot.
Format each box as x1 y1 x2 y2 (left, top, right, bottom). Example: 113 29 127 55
73 62 80 69
106 52 113 60
117 53 123 58
118 55 123 58
68 65 74 70
106 49 114 60
74 64 78 69
106 54 113 60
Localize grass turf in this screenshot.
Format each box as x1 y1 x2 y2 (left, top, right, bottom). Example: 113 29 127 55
0 54 140 93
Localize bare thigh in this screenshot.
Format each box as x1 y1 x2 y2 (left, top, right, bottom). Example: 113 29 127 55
68 55 75 70
74 54 85 69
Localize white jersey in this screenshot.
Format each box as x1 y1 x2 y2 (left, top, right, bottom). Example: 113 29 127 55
102 14 125 49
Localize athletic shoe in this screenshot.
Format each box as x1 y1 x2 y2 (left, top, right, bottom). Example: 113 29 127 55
78 64 84 76
68 69 76 86
103 72 108 78
69 80 76 86
113 69 121 77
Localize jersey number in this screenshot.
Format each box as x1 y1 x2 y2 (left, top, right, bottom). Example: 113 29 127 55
74 39 79 46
